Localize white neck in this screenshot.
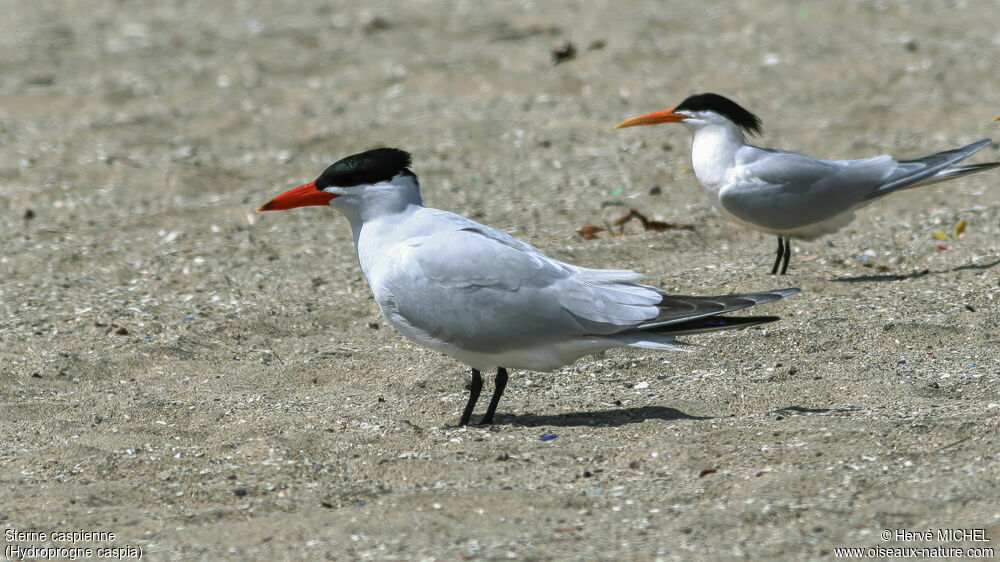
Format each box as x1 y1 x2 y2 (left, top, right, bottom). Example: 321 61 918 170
329 174 424 274
332 174 423 231
359 175 423 222
688 121 746 190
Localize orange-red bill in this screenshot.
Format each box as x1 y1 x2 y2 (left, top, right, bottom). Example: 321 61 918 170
257 182 338 211
615 108 687 129
994 115 1000 121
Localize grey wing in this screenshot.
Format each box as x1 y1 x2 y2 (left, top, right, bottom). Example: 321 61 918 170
719 147 896 231
380 228 662 353
430 221 664 325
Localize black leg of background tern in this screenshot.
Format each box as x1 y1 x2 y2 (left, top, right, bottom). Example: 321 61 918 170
459 368 483 426
479 367 509 425
780 236 791 275
771 236 784 275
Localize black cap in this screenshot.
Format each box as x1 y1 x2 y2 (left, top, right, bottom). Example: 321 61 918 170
675 93 762 136
315 148 416 189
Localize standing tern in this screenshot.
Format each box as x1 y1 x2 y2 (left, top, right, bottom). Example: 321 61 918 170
259 148 798 425
617 93 1000 274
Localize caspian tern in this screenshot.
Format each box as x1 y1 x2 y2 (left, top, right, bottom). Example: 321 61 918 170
259 148 798 425
617 93 1000 274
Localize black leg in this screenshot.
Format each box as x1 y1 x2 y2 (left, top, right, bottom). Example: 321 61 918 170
771 236 784 275
459 369 482 426
780 236 791 275
479 367 509 425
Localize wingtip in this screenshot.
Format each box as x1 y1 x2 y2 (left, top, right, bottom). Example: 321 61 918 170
958 138 993 156
649 314 782 337
745 287 800 306
753 287 800 301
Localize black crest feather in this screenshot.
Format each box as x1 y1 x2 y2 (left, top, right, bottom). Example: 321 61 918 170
675 93 763 136
315 148 415 189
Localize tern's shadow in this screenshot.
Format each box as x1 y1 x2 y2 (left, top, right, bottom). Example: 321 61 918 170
953 257 1000 272
769 405 856 416
494 405 710 427
491 403 856 427
831 257 1000 283
830 268 931 283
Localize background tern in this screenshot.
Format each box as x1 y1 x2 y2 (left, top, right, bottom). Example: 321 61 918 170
259 148 799 425
617 93 1000 274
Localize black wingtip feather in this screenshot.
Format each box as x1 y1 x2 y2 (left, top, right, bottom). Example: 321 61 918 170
641 287 798 330
651 315 780 337
675 93 763 136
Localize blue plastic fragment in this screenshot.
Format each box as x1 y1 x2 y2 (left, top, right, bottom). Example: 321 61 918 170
539 433 558 442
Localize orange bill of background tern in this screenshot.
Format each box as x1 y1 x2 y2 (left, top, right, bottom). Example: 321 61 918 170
617 93 1000 274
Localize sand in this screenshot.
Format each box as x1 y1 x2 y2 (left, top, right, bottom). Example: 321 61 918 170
2 1 1000 559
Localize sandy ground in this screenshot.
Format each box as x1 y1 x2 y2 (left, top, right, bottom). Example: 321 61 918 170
2 1 1000 560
